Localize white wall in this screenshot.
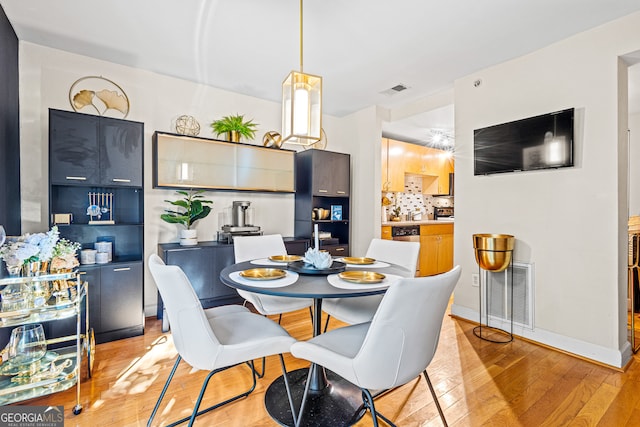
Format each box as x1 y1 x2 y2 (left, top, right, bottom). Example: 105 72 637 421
17 42 362 317
451 11 640 367
630 112 640 215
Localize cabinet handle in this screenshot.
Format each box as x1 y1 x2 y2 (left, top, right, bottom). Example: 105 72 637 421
65 176 87 181
78 271 87 276
113 267 131 272
335 247 345 252
337 191 346 194
318 189 328 193
112 178 132 183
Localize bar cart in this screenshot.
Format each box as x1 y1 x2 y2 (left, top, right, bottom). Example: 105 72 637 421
0 271 94 414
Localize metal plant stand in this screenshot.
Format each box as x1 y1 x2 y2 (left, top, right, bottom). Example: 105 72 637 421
472 234 515 344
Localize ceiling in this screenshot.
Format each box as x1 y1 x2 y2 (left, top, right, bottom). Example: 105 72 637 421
2 0 640 144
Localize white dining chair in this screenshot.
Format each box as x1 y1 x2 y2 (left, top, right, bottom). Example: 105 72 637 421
147 254 298 427
233 234 313 323
291 265 461 427
322 238 420 329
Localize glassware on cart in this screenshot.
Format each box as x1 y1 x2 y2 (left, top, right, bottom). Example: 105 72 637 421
1 282 31 319
7 324 47 366
0 225 6 247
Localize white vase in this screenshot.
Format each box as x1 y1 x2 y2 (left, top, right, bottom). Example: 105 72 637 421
179 229 198 246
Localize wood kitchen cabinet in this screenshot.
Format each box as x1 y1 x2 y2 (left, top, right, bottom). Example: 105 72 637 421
381 138 406 193
382 138 453 195
49 109 145 343
419 223 454 276
381 226 392 240
295 149 351 255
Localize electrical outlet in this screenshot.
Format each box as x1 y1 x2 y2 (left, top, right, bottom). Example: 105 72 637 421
472 273 480 287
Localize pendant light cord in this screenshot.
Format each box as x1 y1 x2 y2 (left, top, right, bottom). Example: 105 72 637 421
299 0 304 73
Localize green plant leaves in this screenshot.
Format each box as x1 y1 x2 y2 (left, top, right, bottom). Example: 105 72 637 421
161 190 213 229
210 114 258 139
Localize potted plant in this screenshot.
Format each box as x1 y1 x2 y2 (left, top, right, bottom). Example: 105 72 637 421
161 190 213 246
210 114 258 142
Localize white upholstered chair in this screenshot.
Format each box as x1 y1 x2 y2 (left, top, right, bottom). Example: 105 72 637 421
147 254 298 427
322 238 420 329
291 265 461 427
233 234 313 321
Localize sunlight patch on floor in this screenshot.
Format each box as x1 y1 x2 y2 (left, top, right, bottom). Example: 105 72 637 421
103 334 178 398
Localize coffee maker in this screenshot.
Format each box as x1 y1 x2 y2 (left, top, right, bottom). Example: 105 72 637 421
217 201 262 243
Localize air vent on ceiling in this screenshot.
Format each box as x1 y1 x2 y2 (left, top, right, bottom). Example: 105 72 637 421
380 83 409 96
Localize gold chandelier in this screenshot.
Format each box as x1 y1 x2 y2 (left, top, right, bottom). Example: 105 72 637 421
281 0 322 146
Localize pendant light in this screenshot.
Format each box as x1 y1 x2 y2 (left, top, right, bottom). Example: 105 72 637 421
281 0 322 146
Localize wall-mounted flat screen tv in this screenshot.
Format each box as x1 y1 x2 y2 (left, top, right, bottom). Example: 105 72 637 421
474 108 574 175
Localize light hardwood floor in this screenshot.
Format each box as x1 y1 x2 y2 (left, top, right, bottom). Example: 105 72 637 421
14 307 640 426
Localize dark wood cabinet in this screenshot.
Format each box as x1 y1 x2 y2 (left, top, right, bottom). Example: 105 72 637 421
48 109 145 343
100 117 144 187
49 109 143 187
76 263 144 344
157 242 243 329
98 262 144 339
295 149 351 255
157 237 310 328
49 110 100 185
309 149 350 197
80 268 101 334
0 7 21 235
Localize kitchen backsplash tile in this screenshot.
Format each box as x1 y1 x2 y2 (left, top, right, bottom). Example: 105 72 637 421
383 175 453 219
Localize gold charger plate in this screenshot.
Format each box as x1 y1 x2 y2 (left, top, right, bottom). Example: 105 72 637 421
240 268 287 281
338 271 385 284
342 257 376 265
268 255 303 263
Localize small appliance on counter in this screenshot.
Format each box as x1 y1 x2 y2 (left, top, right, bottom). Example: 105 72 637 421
434 206 454 221
217 201 262 243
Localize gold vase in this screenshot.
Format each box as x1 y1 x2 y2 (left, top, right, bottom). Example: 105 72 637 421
226 131 240 143
472 234 515 272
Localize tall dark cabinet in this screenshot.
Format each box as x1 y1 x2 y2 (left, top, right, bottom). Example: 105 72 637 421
0 6 20 235
294 149 351 256
49 109 144 344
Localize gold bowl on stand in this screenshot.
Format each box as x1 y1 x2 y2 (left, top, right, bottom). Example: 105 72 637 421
473 234 515 272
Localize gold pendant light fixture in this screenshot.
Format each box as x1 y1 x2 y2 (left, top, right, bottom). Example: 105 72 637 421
281 0 322 146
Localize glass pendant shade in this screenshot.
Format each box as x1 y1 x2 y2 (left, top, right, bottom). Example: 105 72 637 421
282 70 322 145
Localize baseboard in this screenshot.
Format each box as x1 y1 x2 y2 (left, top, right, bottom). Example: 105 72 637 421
450 303 632 369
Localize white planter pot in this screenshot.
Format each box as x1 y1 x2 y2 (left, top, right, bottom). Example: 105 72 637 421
179 229 198 246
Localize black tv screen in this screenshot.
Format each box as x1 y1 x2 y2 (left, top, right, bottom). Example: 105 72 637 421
474 108 574 175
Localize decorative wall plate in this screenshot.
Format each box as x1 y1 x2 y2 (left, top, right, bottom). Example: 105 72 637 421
302 128 327 150
69 76 130 118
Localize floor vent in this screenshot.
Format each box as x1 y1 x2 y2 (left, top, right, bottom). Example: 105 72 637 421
481 262 534 330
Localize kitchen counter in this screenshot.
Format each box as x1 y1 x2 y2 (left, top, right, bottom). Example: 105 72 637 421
382 219 454 226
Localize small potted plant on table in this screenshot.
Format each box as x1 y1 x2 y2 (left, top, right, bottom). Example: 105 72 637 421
161 190 213 246
210 114 258 142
